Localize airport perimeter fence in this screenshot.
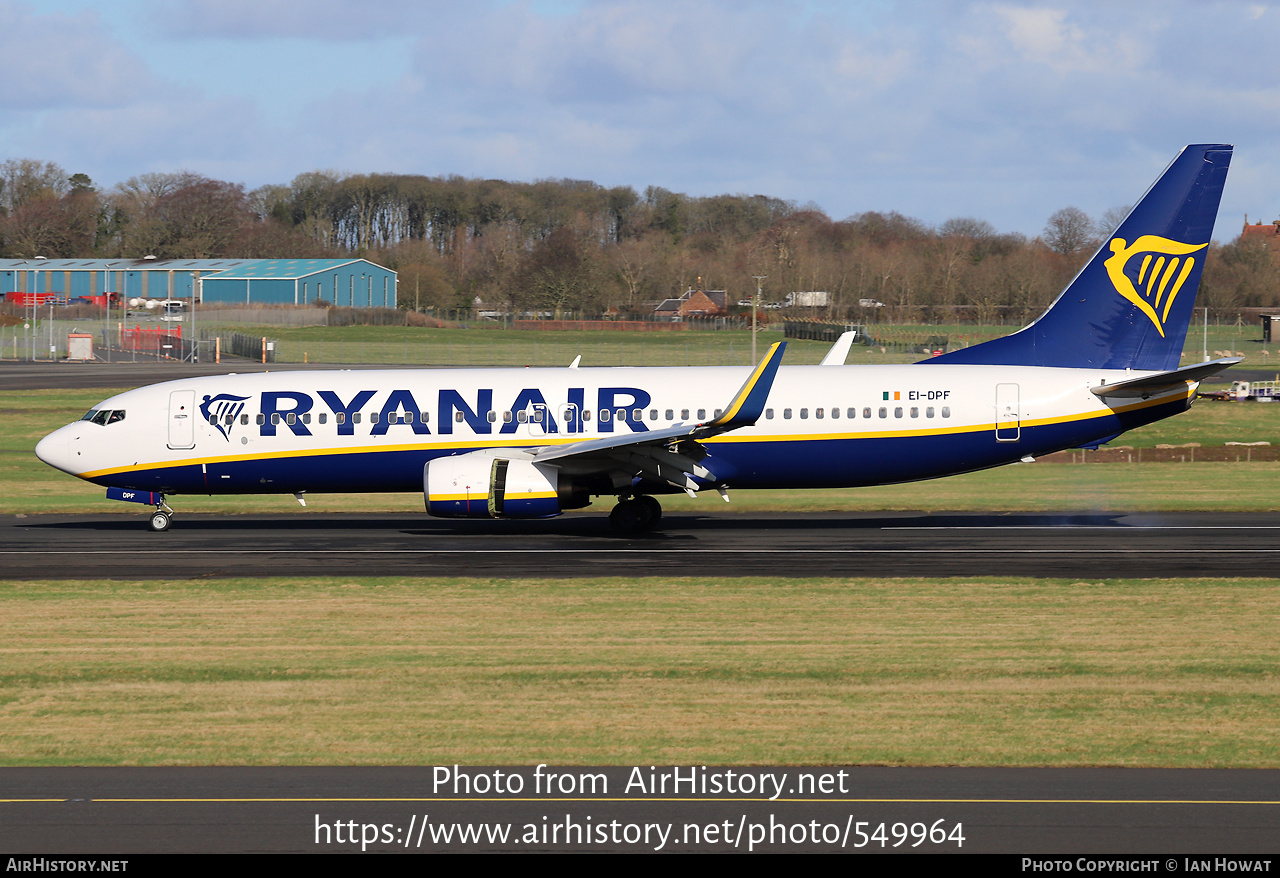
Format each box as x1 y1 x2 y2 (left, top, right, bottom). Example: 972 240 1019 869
0 319 204 362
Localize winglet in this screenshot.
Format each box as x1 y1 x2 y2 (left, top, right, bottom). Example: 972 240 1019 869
707 341 786 429
820 331 857 366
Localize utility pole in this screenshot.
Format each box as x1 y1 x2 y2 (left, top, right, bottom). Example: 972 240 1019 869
751 275 767 362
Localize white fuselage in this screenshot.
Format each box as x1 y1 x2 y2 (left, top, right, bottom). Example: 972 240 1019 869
35 362 1192 498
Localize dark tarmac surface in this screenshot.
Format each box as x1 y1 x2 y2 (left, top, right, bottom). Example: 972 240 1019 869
4 510 1279 580
3 766 1278 853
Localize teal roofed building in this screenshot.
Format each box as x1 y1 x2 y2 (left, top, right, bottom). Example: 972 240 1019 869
0 258 396 307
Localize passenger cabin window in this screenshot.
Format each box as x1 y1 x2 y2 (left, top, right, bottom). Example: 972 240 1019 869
894 407 903 418
271 413 281 425
486 411 497 423
765 408 774 419
800 408 809 419
600 409 611 422
848 407 857 419
419 412 428 423
319 413 328 424
681 409 690 420
697 409 706 420
455 411 464 423
816 408 824 419
286 413 296 425
517 411 527 423
878 407 886 419
863 407 872 419
942 406 951 418
241 414 249 425
256 414 265 425
926 407 934 418
783 408 792 419
665 409 674 420
370 412 380 425
910 407 919 418
353 413 361 424
337 413 346 425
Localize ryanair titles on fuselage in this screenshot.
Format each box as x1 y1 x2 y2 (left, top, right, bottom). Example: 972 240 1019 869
199 384 657 440
190 376 965 444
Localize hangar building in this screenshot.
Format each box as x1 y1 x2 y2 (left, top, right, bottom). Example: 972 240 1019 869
0 258 396 307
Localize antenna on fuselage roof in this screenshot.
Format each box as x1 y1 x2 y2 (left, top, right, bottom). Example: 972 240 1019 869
569 355 581 369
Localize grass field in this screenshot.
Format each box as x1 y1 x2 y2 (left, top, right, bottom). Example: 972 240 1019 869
206 320 1280 369
3 576 1278 767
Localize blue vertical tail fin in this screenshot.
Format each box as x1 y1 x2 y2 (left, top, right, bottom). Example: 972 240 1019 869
928 144 1232 370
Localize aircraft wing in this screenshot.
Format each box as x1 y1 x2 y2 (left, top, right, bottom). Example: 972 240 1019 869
1091 357 1242 398
529 341 786 494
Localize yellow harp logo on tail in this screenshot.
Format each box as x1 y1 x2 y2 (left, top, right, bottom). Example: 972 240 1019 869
1103 235 1208 337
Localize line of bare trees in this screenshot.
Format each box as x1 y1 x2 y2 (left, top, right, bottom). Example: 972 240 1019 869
0 157 1273 322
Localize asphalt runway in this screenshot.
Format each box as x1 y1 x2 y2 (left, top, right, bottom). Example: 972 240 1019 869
3 766 1278 853
3 510 1279 580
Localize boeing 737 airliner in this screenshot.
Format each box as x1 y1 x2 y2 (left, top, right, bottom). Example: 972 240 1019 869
36 145 1237 532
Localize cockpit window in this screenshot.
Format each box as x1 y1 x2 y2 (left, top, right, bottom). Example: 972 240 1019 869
82 409 125 426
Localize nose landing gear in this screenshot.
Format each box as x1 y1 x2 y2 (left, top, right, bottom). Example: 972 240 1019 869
148 509 172 532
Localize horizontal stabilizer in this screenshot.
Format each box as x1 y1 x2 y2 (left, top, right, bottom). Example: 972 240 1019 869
1091 357 1242 398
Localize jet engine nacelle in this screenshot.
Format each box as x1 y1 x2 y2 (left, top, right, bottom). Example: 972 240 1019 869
425 454 563 518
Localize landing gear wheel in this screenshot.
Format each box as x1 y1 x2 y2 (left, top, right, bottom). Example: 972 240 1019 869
610 497 659 534
637 494 662 525
148 510 171 532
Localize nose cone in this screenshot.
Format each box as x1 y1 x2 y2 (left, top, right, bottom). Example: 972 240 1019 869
35 426 76 475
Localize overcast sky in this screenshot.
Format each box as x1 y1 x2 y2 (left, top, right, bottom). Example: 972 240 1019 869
2 0 1277 239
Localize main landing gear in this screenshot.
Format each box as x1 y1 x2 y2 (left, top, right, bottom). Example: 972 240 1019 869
610 494 662 534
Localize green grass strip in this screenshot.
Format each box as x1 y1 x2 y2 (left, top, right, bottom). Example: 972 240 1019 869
2 576 1278 767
